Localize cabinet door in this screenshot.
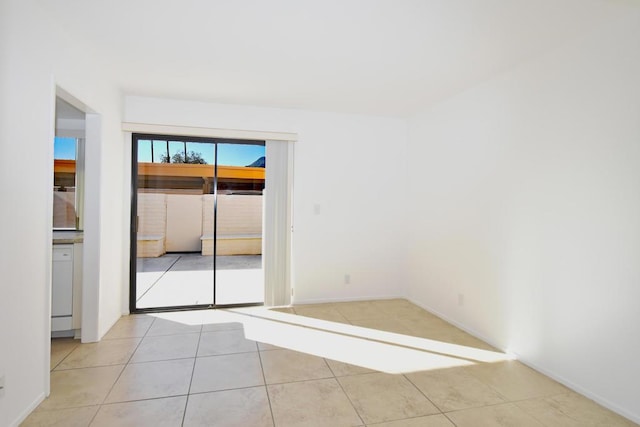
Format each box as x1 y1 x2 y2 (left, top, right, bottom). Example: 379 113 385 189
52 246 73 317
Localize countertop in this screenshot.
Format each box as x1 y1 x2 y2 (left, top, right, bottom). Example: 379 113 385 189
53 230 84 244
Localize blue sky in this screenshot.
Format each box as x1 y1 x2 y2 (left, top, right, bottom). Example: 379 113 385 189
137 140 265 166
54 137 77 159
55 137 266 166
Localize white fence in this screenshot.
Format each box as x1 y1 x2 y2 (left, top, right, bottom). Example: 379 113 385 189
137 193 263 257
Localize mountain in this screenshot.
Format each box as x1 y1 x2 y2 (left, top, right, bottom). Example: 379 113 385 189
246 156 265 168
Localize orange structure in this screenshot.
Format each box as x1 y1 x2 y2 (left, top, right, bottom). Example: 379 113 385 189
55 160 265 194
137 162 265 180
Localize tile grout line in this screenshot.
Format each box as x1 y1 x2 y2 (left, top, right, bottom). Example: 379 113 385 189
127 329 203 364
440 401 554 427
256 344 277 427
441 400 540 415
185 383 271 397
87 316 157 425
402 373 445 415
50 339 80 371
181 323 204 426
95 394 192 405
501 391 574 406
53 337 149 372
442 411 460 427
260 374 336 387
332 366 366 427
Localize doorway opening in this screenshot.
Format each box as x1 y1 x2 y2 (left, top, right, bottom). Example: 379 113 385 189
130 133 266 312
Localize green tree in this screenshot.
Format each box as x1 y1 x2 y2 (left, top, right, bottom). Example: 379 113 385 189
160 151 207 164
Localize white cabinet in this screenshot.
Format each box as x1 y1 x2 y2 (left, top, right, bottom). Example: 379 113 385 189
52 245 74 331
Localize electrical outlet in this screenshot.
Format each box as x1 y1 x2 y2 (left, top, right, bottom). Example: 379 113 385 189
458 293 464 306
344 274 351 285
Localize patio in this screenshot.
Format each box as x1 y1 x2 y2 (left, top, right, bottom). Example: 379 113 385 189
136 253 263 308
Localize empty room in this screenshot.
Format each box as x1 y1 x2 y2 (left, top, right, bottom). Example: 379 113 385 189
1 0 639 426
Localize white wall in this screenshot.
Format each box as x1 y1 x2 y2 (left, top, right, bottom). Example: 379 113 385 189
0 1 125 425
125 97 408 304
406 9 640 423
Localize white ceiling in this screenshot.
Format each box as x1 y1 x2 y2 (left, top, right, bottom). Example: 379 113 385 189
39 0 628 117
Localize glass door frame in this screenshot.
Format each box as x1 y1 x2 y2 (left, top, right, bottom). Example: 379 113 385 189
129 132 266 313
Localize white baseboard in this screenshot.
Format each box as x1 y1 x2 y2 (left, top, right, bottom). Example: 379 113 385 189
292 294 405 306
513 353 640 424
407 296 640 425
10 392 45 427
406 297 506 354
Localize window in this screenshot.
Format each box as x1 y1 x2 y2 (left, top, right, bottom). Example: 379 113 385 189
53 136 84 229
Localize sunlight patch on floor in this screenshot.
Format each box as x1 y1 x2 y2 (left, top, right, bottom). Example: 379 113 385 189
147 306 513 374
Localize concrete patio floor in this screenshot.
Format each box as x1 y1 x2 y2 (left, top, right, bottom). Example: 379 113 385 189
136 253 263 308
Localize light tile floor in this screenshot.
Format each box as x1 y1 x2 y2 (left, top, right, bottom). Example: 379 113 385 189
24 299 637 426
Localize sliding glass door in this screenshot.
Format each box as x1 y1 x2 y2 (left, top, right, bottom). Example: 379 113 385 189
215 143 265 305
130 134 265 311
